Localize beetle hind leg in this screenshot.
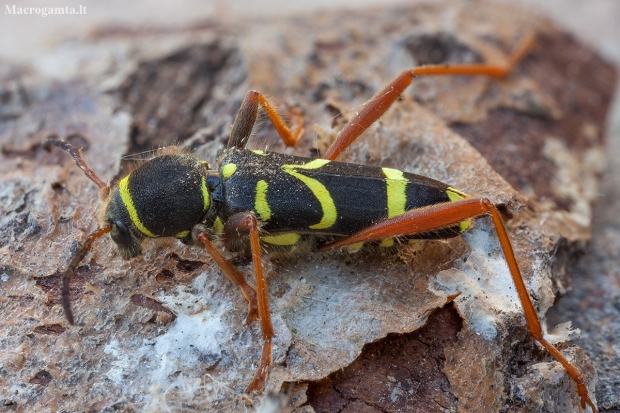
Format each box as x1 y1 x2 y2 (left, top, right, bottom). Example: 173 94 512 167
321 198 597 411
321 33 536 161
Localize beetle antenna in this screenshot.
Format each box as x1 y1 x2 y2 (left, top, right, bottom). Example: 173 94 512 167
62 223 112 324
45 139 111 198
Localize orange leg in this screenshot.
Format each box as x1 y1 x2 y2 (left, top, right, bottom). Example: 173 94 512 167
222 212 274 393
321 198 597 412
193 225 259 326
229 90 304 149
194 214 275 394
322 33 536 161
62 223 112 325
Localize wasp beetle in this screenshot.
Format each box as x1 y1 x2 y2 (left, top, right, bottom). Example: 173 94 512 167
46 32 597 411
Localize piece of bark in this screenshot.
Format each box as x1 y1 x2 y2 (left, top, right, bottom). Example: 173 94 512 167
0 1 616 412
546 91 620 412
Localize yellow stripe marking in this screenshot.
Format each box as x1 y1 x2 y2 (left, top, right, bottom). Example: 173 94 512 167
380 238 395 248
459 221 471 232
255 180 272 221
221 163 237 179
347 242 365 252
446 187 472 232
446 186 470 202
176 230 190 238
251 149 267 156
213 217 224 234
282 159 336 230
262 233 300 246
119 176 155 237
201 176 210 211
383 168 408 218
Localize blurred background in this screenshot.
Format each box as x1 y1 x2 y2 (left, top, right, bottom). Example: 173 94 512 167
1 0 619 64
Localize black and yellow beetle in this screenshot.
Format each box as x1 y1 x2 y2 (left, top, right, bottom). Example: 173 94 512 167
46 32 597 412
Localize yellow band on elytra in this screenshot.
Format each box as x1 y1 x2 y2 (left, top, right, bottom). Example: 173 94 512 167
221 163 237 179
282 159 336 230
255 180 272 221
446 186 472 232
383 168 408 218
262 233 300 245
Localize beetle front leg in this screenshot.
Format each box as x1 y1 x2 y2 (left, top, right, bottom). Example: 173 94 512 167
222 212 274 394
60 223 112 325
193 225 259 325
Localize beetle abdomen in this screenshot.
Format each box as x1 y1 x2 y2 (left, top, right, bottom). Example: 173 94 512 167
219 149 466 239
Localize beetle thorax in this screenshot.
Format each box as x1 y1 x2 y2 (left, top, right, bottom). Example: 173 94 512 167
105 154 211 258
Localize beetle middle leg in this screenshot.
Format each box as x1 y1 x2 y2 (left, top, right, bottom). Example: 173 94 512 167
222 212 274 393
229 90 304 149
194 213 274 394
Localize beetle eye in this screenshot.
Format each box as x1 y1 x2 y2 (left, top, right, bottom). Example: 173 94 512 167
110 220 131 247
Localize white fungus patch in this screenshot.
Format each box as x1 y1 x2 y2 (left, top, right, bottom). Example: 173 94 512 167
149 311 224 382
149 273 227 383
103 339 130 385
103 272 229 394
430 221 522 340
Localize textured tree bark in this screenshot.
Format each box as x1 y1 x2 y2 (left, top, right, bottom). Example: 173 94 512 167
0 1 616 412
